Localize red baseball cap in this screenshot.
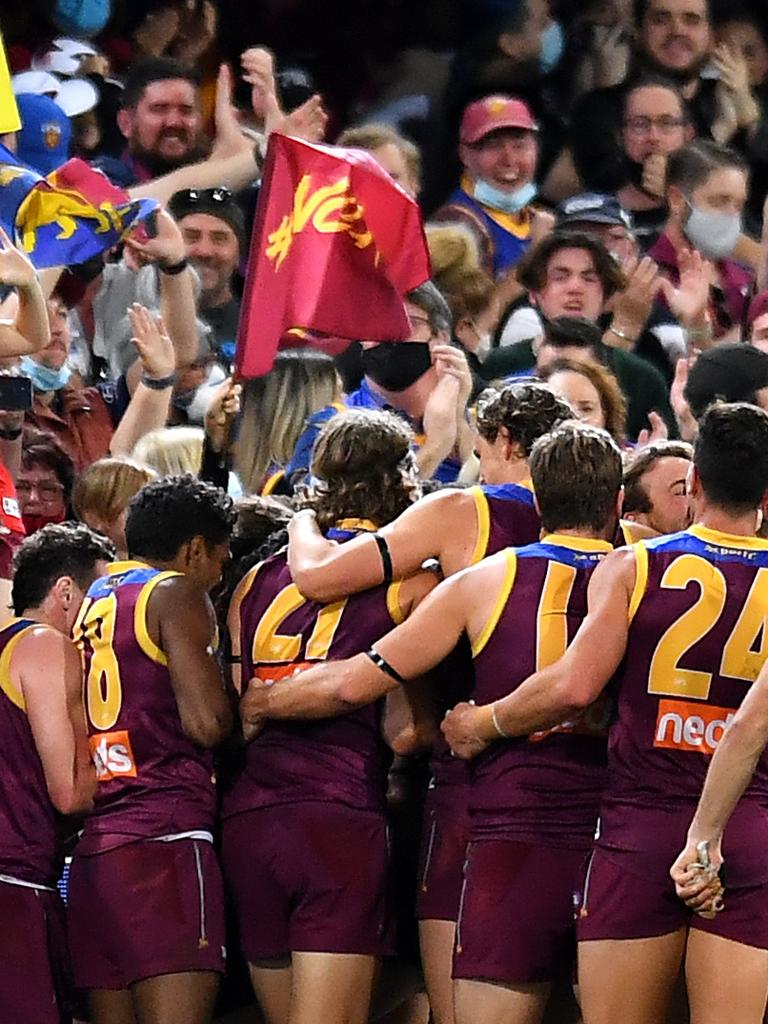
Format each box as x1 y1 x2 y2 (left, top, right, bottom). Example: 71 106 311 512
460 95 538 145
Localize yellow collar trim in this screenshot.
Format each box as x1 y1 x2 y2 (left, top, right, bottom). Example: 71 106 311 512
334 518 379 533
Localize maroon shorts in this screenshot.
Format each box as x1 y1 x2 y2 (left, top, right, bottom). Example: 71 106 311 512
68 838 226 989
578 846 768 949
453 839 589 985
0 881 71 1023
416 791 470 922
221 802 396 961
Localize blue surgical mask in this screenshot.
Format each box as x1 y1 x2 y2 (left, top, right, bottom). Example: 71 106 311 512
473 179 538 214
539 20 564 73
20 356 71 392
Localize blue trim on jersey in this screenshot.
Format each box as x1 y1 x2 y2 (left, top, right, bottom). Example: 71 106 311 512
481 482 536 507
87 565 161 599
642 530 768 568
515 541 607 569
326 528 360 542
1 618 35 640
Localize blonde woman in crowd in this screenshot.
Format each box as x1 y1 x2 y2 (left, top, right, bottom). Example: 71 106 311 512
72 457 157 559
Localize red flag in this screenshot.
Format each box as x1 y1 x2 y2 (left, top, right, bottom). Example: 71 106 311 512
235 134 431 378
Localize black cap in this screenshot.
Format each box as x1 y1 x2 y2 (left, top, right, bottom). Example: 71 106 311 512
685 343 768 418
168 187 246 250
556 193 633 231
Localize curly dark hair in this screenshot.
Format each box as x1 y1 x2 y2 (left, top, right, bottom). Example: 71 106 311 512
12 522 115 614
307 410 421 531
125 474 236 561
476 380 574 455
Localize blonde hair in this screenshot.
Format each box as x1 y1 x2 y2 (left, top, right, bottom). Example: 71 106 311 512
72 457 157 525
131 427 205 477
236 349 341 495
425 223 481 290
336 123 421 192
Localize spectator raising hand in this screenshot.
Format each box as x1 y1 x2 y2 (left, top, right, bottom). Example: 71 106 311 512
0 228 50 357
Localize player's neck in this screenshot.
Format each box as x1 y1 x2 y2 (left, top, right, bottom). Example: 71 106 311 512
496 458 529 485
547 524 615 544
695 507 761 539
20 603 65 633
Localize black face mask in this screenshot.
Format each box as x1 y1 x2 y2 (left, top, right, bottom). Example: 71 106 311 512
361 342 433 392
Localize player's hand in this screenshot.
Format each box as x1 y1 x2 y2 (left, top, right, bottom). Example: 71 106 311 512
130 304 176 380
126 208 187 268
0 228 37 291
670 838 725 917
441 702 491 760
641 154 667 200
239 677 271 741
204 378 241 453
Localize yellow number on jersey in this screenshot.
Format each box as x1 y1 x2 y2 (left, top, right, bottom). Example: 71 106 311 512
74 593 123 730
648 554 768 700
536 561 578 670
252 583 347 664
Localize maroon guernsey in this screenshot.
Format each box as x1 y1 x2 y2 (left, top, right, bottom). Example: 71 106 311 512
603 525 768 815
224 524 410 819
470 536 613 848
0 618 59 885
72 561 217 854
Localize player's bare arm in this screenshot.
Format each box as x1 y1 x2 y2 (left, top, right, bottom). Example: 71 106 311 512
442 547 637 757
153 576 233 747
241 555 510 738
19 626 97 815
671 658 768 909
287 488 476 602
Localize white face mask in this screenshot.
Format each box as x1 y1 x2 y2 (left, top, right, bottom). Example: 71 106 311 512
474 330 493 359
683 200 742 260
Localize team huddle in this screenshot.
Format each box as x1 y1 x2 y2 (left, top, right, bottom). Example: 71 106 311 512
4 382 768 1024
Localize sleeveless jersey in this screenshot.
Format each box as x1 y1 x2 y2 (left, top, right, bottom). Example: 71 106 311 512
470 536 613 847
224 527 408 817
604 525 768 812
429 481 541 797
72 561 217 853
0 618 59 884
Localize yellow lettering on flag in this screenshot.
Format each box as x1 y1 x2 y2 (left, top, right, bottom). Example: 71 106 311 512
266 173 377 270
0 32 20 135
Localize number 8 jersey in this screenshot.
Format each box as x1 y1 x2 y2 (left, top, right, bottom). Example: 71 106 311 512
608 525 768 811
72 561 218 854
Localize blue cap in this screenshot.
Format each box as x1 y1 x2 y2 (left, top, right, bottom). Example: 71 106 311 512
556 193 633 231
15 94 72 176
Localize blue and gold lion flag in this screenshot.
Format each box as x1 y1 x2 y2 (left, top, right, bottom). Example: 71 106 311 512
0 145 157 268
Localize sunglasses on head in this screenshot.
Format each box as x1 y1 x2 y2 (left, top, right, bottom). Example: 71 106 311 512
175 187 234 206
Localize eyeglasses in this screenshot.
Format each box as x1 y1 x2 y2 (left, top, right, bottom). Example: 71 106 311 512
16 480 65 502
623 116 686 134
407 313 432 331
174 187 234 206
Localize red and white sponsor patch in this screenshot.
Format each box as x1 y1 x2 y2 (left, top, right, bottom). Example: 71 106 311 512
653 699 735 755
89 730 137 781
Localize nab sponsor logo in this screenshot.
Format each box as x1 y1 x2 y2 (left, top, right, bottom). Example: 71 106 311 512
653 699 734 755
89 730 137 781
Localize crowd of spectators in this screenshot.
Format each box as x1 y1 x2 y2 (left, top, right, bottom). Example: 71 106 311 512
3 0 768 1020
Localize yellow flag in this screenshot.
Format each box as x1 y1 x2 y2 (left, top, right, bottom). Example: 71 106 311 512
0 32 20 135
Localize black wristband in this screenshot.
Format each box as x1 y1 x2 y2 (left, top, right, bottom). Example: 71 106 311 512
141 372 176 390
365 648 405 684
373 532 393 584
0 426 22 440
159 257 188 276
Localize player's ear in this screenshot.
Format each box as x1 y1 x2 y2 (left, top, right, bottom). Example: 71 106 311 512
52 575 74 611
186 535 207 567
687 462 700 500
615 484 625 522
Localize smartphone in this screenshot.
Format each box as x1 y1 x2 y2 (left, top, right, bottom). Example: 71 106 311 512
0 375 33 411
